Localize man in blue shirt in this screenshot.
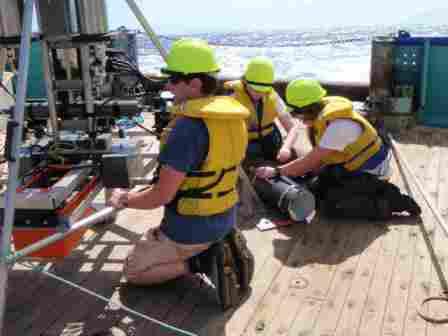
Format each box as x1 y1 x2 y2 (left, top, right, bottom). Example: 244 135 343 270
110 38 254 309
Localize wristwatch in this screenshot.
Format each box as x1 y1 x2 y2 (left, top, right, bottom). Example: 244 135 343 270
274 166 282 177
122 194 130 208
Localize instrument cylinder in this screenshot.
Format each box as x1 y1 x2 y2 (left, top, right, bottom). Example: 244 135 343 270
253 175 316 222
0 0 22 38
36 0 108 38
77 0 109 35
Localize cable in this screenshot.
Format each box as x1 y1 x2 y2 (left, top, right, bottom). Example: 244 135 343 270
0 81 15 101
47 142 79 164
390 134 448 324
150 34 371 48
19 262 199 336
135 121 157 136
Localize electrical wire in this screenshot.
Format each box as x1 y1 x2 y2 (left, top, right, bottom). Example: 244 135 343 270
0 81 15 101
19 262 199 336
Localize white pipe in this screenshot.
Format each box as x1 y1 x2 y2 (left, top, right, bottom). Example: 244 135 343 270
39 41 59 140
125 0 168 62
6 207 117 264
0 2 35 334
0 49 7 78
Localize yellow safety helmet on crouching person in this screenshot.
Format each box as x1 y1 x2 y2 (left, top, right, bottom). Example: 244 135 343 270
244 57 274 93
161 38 220 75
286 79 327 109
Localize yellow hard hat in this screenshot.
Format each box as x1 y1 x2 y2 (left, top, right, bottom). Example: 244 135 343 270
244 57 274 93
286 79 327 108
161 38 220 75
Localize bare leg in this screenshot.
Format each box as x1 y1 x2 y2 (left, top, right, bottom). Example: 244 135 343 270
123 228 210 286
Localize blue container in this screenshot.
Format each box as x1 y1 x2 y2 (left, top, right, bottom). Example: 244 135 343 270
28 41 47 99
394 34 448 127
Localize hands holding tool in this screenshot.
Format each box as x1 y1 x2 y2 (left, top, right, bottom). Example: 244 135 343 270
255 166 280 179
276 147 293 163
108 189 130 209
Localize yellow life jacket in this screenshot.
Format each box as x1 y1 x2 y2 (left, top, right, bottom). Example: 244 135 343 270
311 96 382 171
224 80 278 141
167 96 249 216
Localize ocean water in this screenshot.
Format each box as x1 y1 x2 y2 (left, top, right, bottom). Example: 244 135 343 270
137 24 448 83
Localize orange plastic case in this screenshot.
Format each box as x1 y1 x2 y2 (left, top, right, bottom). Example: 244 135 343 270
12 207 95 259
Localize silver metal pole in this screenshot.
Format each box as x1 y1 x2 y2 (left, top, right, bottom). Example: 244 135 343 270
0 49 7 78
6 207 117 264
125 0 168 62
0 1 35 334
79 45 95 134
39 41 59 140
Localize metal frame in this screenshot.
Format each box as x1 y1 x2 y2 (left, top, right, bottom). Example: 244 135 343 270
418 40 431 122
0 1 168 334
125 0 167 62
0 49 6 76
40 40 60 139
0 1 35 334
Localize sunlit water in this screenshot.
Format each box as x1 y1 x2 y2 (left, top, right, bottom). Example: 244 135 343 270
138 24 448 83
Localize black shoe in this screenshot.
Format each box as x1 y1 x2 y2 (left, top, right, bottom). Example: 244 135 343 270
209 242 241 310
225 228 255 293
189 244 216 275
191 242 241 310
390 194 422 216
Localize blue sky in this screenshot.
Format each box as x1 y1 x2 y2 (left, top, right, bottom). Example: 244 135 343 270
105 0 448 34
31 1 448 34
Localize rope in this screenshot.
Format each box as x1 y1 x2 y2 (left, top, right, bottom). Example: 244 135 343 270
418 294 448 323
0 81 15 101
19 262 199 336
390 135 448 324
142 34 370 49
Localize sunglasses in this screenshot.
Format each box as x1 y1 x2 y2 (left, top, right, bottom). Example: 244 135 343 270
290 107 304 116
290 108 316 122
168 74 187 85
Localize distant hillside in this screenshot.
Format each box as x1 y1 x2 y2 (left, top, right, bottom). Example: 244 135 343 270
402 8 448 25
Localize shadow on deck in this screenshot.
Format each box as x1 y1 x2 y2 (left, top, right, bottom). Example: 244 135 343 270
4 126 448 336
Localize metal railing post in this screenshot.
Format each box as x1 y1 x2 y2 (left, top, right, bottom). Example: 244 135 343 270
0 1 35 335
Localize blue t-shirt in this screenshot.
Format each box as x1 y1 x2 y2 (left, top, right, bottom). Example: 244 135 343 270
158 116 236 245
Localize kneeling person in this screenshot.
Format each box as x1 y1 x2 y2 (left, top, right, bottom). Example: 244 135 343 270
110 39 254 309
224 57 300 163
255 79 420 220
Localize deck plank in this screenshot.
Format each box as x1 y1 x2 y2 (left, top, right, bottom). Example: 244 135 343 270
13 218 134 335
438 140 448 221
243 215 336 336
262 218 345 336
357 214 406 335
397 134 434 336
333 223 386 336
426 133 448 336
184 226 303 336
376 141 423 336
4 127 448 336
290 219 377 336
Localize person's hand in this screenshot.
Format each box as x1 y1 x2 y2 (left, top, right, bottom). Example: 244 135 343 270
255 166 277 179
108 189 129 210
277 147 292 163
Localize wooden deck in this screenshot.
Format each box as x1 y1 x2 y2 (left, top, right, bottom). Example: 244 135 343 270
4 127 448 336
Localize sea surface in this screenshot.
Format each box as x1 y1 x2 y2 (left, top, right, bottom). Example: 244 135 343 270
137 24 448 83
